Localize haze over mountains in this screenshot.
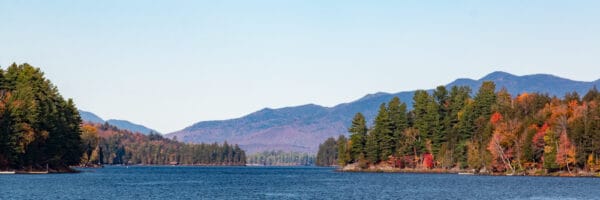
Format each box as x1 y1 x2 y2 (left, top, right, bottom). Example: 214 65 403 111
166 71 600 154
79 110 159 135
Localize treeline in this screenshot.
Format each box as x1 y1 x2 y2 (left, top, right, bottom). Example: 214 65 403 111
82 123 246 166
316 137 343 166
321 81 600 174
246 150 314 166
0 63 247 171
0 63 82 171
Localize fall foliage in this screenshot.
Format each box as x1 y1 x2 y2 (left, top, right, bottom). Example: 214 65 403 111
321 82 600 175
84 122 246 166
0 63 246 171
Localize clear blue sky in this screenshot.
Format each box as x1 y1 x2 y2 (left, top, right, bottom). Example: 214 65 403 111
1 0 599 133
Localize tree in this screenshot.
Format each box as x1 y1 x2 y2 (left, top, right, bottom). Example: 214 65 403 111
81 124 100 165
316 137 338 166
557 131 576 173
412 90 439 155
473 81 497 118
402 127 420 167
543 129 559 172
583 86 600 102
372 103 393 161
337 135 349 166
365 131 379 164
486 115 517 174
388 97 408 156
348 113 367 162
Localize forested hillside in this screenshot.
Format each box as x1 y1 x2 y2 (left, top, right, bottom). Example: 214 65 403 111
0 63 82 172
81 123 246 166
320 82 600 175
0 63 246 172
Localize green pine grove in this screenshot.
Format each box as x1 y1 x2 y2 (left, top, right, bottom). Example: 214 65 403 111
0 63 83 171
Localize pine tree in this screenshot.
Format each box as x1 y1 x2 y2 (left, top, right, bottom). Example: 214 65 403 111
337 135 349 166
473 81 497 118
448 86 471 167
583 86 600 102
365 131 379 164
388 97 408 156
372 103 394 161
348 113 367 162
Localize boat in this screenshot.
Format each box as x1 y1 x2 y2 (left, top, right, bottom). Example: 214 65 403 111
0 171 16 174
458 172 475 175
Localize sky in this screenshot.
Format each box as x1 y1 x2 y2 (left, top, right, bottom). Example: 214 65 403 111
1 0 600 133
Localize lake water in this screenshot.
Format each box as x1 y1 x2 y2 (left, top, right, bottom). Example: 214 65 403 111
1 166 599 200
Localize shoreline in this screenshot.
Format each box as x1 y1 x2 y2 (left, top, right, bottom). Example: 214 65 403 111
337 166 600 178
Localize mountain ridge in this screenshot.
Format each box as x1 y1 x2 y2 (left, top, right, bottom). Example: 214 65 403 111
168 71 600 154
78 110 159 135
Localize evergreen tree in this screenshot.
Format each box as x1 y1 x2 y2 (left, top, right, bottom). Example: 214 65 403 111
583 86 600 102
448 86 471 167
412 90 440 155
316 137 338 166
372 103 394 161
411 90 430 155
348 113 367 162
337 135 349 166
473 81 497 118
365 131 379 164
387 97 408 156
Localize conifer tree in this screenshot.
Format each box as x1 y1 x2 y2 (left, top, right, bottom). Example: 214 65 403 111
388 97 408 155
337 135 349 166
372 103 394 161
348 113 367 162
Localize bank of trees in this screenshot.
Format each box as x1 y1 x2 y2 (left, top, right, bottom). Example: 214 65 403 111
0 63 247 171
316 136 345 166
0 63 82 171
247 150 314 166
82 123 246 166
323 82 600 174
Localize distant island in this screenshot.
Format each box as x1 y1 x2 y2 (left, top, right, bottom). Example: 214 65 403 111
0 63 246 173
317 82 600 177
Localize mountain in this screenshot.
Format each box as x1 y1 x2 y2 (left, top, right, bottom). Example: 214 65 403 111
167 71 600 154
105 119 159 135
79 110 105 124
79 110 159 135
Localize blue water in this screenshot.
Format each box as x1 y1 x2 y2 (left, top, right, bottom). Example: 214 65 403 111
1 166 599 200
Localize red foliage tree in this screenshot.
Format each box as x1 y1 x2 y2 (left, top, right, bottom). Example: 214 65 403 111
490 112 503 125
423 153 434 169
557 132 576 173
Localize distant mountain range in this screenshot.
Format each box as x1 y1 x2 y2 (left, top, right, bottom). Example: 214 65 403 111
78 110 159 135
166 71 600 154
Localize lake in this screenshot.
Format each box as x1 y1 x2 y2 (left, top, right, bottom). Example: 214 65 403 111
1 166 599 200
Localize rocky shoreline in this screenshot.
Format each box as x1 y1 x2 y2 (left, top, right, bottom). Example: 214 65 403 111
338 163 600 177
